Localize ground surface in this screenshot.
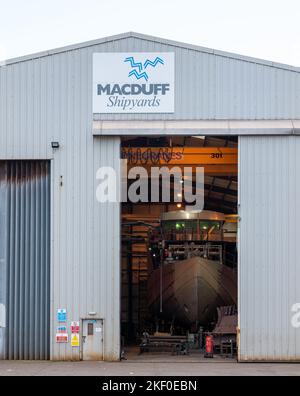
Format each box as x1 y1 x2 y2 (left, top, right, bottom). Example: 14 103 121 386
0 351 300 376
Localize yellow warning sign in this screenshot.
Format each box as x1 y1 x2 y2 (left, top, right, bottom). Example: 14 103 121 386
71 333 80 347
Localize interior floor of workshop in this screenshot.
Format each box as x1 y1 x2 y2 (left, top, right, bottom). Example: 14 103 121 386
122 346 236 363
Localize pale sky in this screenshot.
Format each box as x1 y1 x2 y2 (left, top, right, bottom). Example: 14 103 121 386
0 0 299 66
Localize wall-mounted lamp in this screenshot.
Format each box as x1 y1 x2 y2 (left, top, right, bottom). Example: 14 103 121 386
51 142 60 149
88 312 97 316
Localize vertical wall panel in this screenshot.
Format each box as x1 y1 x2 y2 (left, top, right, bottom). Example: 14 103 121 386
50 136 121 361
0 161 50 360
239 136 300 361
0 164 7 358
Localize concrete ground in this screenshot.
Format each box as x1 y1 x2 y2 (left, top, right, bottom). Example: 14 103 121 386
0 350 300 376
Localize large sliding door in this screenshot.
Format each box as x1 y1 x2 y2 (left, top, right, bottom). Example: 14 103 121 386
239 136 300 361
0 161 50 360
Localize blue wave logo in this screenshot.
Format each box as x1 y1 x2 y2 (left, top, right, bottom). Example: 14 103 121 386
124 56 164 82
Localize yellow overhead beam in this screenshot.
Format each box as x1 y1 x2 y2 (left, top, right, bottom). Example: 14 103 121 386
126 163 237 176
122 147 238 166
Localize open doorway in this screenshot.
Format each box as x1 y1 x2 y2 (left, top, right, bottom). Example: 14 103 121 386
120 135 238 361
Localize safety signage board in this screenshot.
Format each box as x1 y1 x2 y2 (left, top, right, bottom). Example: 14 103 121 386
57 309 67 323
71 333 80 347
57 326 67 334
56 333 69 343
71 321 80 334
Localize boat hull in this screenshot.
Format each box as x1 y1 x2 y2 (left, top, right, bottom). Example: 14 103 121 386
148 257 237 326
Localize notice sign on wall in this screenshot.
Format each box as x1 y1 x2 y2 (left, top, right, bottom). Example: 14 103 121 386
56 333 69 343
71 334 80 348
93 52 175 114
71 321 80 334
57 326 67 334
57 309 67 323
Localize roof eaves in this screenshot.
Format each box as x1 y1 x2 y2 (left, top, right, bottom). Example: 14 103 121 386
130 32 300 73
1 31 300 73
2 31 135 66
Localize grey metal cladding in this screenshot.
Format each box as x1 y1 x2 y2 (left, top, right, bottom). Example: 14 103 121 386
0 161 50 360
239 136 300 361
0 33 299 140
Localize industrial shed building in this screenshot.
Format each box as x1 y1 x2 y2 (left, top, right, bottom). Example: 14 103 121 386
0 32 300 362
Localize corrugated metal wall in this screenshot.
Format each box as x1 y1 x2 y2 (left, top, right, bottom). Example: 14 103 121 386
0 38 299 158
0 164 7 358
0 161 50 360
50 136 121 361
0 36 123 360
239 136 300 361
0 34 299 361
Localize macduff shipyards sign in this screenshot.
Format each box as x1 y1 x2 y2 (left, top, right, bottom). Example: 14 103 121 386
93 53 175 114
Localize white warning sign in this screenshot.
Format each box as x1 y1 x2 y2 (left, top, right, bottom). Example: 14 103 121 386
56 333 69 343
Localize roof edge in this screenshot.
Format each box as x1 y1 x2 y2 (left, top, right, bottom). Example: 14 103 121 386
1 31 300 73
1 32 133 66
